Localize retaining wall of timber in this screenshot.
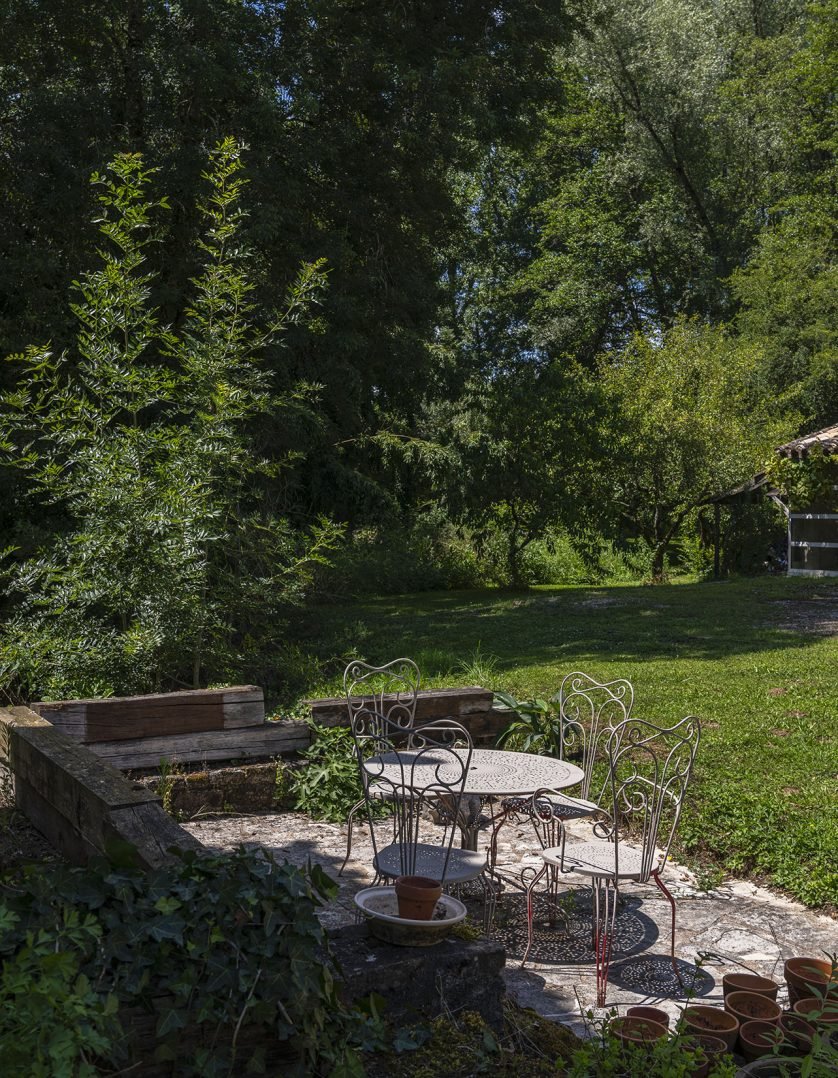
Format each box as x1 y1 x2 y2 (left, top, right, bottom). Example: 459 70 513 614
28 684 508 771
0 706 202 867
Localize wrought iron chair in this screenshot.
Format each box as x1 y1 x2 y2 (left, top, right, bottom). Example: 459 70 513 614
339 658 420 875
350 710 492 923
522 714 701 1006
489 672 634 875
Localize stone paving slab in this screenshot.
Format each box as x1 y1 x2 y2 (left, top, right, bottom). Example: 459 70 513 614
184 810 837 1037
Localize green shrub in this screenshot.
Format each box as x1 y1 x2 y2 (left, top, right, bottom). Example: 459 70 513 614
0 910 119 1077
0 140 339 702
323 515 484 597
291 722 371 823
0 849 363 1076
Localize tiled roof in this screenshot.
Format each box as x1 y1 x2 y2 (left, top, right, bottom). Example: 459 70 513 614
776 424 838 457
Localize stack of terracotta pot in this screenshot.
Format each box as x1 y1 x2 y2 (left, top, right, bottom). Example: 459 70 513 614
609 956 837 1078
682 957 838 1074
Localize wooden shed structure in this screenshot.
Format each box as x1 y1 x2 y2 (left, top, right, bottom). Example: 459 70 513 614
708 423 838 577
777 424 838 576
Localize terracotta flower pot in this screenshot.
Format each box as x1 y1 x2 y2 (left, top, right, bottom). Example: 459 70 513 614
739 1019 781 1063
722 972 779 1001
394 875 442 920
784 957 838 1008
792 996 838 1025
627 1005 670 1028
681 1005 740 1052
777 1011 815 1054
680 1033 728 1078
725 990 782 1027
610 1015 668 1048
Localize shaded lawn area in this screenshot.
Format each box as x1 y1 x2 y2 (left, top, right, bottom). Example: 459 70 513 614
295 576 838 911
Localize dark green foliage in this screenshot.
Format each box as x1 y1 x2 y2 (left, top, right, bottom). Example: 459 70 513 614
0 848 362 1076
291 722 391 825
0 140 340 701
0 910 120 1078
766 448 838 511
292 723 366 823
0 0 567 535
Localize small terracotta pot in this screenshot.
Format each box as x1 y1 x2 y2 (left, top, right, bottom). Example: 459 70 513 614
777 1011 815 1054
626 1005 670 1028
680 1033 728 1078
784 957 838 1007
739 1019 781 1062
610 1015 668 1047
792 996 838 1025
722 972 779 1001
725 990 782 1026
394 875 442 920
681 1005 739 1052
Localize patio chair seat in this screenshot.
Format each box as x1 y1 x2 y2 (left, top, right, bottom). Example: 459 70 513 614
543 839 645 880
374 842 486 885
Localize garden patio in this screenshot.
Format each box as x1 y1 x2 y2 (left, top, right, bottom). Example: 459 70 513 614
185 806 838 1036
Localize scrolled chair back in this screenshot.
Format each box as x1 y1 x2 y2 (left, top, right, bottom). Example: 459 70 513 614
602 715 701 883
356 712 473 880
557 671 634 800
343 657 420 739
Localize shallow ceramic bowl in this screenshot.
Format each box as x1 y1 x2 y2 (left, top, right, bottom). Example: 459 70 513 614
354 886 466 946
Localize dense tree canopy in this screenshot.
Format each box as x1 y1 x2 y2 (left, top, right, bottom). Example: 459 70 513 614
0 0 834 696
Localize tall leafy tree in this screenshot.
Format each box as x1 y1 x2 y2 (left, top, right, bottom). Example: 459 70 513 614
0 141 338 701
598 320 791 579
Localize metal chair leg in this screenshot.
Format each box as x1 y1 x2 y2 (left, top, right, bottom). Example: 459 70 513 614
593 877 617 1007
521 863 548 967
338 796 367 876
652 869 683 986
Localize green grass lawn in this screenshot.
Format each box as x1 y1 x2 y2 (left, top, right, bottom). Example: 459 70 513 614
296 576 838 911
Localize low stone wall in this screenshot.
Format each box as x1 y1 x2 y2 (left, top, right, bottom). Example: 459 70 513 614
330 924 506 1032
133 759 301 816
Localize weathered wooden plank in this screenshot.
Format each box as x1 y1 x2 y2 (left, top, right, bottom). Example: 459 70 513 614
106 802 203 867
85 719 310 770
30 686 265 742
308 687 493 727
6 722 158 811
14 775 98 864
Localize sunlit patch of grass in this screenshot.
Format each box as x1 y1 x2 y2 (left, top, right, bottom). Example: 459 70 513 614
296 576 838 909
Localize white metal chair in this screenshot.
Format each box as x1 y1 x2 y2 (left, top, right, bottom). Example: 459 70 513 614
522 714 701 1006
349 711 492 927
339 658 420 875
489 672 634 873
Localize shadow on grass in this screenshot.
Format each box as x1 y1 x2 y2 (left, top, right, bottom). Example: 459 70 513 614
299 578 838 674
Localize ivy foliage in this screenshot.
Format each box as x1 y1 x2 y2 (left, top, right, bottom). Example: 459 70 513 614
0 139 341 702
0 848 363 1076
291 722 392 826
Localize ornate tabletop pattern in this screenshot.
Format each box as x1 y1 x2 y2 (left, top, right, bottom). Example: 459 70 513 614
365 748 584 797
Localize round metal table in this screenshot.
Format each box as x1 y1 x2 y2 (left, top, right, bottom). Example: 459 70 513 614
364 748 584 850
